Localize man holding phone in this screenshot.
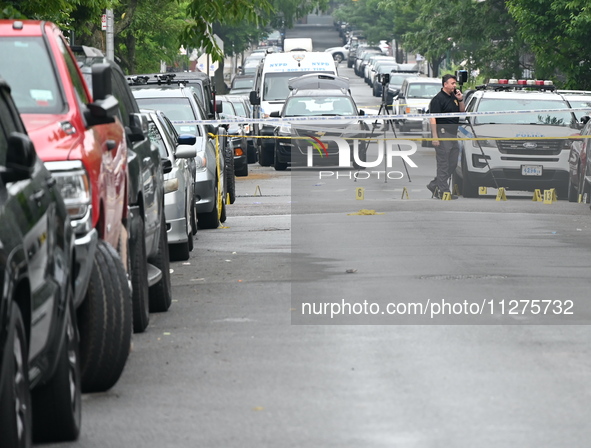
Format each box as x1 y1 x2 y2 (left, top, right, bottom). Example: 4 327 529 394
427 74 465 198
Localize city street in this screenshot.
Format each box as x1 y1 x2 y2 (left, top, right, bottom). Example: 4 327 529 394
49 15 591 448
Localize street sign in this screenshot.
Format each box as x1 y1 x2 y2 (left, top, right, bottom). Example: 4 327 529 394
101 14 107 31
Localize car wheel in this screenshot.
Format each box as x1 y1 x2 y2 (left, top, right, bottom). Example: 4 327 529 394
171 197 191 260
461 157 479 198
452 167 463 194
258 143 274 166
225 145 236 204
333 52 344 63
149 212 172 313
568 173 578 202
247 144 258 164
32 292 81 443
0 305 32 448
197 179 221 229
129 212 150 333
274 142 288 171
190 199 198 235
77 240 132 393
236 162 248 177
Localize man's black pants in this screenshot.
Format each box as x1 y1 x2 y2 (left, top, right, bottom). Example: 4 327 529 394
428 139 460 193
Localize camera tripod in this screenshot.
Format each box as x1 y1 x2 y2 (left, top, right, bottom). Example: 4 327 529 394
369 76 412 183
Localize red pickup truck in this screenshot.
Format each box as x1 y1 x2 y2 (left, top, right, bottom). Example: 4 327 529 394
0 20 132 393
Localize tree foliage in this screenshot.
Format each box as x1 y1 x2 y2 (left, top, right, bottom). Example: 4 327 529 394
507 0 591 88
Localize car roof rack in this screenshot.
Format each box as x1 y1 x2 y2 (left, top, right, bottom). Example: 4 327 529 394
126 72 210 86
288 73 350 91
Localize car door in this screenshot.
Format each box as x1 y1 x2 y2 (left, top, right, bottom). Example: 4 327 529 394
0 84 59 360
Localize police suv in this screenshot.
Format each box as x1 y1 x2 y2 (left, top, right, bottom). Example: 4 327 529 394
453 79 579 198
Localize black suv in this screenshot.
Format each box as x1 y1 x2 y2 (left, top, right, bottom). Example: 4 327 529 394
0 77 81 444
74 47 172 332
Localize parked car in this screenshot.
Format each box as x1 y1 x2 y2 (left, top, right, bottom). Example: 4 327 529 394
567 115 591 202
143 109 199 259
394 76 441 132
559 90 591 120
324 44 350 63
73 46 173 330
269 74 369 171
224 94 257 165
219 95 250 177
128 75 227 228
0 19 132 393
229 74 255 96
385 72 419 109
452 79 578 198
0 76 81 445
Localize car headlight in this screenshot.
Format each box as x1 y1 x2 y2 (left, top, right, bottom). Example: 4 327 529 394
44 160 92 233
473 139 497 148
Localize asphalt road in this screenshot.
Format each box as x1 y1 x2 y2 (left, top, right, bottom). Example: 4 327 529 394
48 15 591 448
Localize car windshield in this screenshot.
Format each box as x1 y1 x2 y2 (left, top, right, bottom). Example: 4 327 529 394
284 97 356 116
0 37 64 114
263 71 335 101
232 78 254 90
475 98 574 126
407 83 441 99
390 73 416 86
567 99 591 120
230 101 248 117
135 97 201 136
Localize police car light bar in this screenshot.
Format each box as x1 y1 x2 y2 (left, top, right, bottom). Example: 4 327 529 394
477 79 555 91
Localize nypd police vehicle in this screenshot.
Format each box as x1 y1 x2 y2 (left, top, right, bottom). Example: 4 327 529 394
452 79 579 198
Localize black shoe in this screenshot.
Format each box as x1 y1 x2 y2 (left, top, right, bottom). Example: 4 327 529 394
427 184 437 198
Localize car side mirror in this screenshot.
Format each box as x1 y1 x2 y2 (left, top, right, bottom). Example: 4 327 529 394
174 145 197 159
358 109 365 116
581 115 590 125
249 91 260 106
90 63 113 101
178 134 197 146
3 132 36 183
269 111 281 118
161 158 173 174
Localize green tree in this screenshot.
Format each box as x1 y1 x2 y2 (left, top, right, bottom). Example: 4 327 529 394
507 0 591 88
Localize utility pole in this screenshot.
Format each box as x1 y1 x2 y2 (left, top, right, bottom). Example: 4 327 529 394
106 9 114 61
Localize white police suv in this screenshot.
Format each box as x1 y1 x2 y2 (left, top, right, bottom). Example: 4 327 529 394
453 79 580 198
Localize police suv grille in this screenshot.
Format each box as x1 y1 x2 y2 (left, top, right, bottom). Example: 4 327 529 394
497 139 563 155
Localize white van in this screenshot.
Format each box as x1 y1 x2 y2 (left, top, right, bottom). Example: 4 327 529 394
283 38 313 52
249 51 338 166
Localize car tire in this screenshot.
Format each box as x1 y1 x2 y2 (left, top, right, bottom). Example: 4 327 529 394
452 168 463 194
461 157 479 198
247 144 258 164
258 143 274 166
149 212 172 313
333 52 344 63
169 237 190 261
129 212 150 333
274 142 288 171
77 240 132 393
225 145 236 204
0 305 32 448
198 180 221 229
190 197 198 236
32 293 81 443
236 162 248 177
568 171 579 202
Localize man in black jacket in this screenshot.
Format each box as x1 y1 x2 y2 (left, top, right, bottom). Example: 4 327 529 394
427 74 465 198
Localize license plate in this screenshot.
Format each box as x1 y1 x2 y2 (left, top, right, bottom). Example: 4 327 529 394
521 165 543 176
